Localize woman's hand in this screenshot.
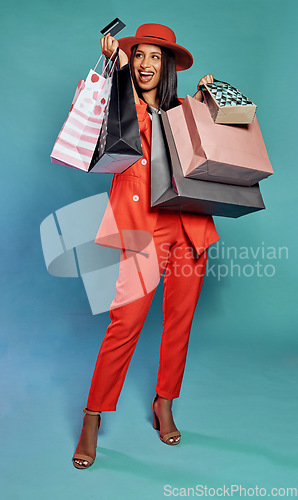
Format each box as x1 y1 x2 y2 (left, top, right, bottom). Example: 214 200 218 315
100 33 128 68
193 74 214 102
100 34 139 104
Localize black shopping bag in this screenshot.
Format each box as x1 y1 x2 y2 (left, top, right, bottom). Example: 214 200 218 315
150 111 265 218
90 63 143 173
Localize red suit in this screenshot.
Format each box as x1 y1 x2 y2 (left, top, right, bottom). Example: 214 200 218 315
86 99 220 411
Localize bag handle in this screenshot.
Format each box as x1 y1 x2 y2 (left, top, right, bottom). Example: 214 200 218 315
198 78 232 91
103 47 120 77
213 78 231 86
93 47 119 77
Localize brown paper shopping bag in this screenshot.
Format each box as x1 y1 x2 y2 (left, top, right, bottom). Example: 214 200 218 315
165 96 273 186
200 80 257 124
150 111 266 218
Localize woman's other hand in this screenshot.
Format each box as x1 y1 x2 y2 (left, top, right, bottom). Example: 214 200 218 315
193 74 214 102
100 34 129 68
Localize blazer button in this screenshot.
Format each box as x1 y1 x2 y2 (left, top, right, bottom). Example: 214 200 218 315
141 158 147 165
133 195 139 202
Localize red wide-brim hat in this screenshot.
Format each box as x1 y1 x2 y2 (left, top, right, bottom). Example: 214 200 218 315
118 23 193 71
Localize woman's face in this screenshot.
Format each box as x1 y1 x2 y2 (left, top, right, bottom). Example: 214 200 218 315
133 44 162 91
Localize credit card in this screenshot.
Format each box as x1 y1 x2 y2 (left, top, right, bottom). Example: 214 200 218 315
100 18 126 37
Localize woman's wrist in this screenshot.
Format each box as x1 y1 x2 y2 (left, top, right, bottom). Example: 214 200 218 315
119 49 129 68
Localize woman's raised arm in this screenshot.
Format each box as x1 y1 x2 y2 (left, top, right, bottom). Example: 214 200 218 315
100 34 140 105
100 34 128 67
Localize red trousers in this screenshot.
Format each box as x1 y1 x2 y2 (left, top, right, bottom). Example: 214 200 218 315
87 211 208 411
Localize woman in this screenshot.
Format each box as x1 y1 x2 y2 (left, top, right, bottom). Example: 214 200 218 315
72 23 219 469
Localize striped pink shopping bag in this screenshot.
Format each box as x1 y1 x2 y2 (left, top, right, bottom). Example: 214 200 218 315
51 55 116 172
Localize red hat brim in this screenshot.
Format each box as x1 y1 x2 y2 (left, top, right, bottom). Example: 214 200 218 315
118 36 193 71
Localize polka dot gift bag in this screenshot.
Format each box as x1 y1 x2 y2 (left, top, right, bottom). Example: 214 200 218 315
50 54 117 172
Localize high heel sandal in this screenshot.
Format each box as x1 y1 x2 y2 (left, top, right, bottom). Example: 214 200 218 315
72 408 101 469
152 394 181 445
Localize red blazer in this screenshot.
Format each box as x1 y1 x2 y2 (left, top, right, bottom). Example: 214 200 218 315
95 99 219 256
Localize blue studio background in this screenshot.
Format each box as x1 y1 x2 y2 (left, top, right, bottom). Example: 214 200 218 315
1 0 298 499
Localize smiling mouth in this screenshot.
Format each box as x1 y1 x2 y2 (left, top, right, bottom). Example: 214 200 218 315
138 71 154 83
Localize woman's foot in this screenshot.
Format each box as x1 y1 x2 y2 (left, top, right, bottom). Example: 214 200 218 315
152 395 181 445
72 409 101 469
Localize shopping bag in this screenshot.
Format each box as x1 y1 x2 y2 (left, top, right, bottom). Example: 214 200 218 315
90 63 143 173
89 63 143 173
165 96 273 186
200 79 257 124
150 111 266 218
49 80 85 163
50 55 116 172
